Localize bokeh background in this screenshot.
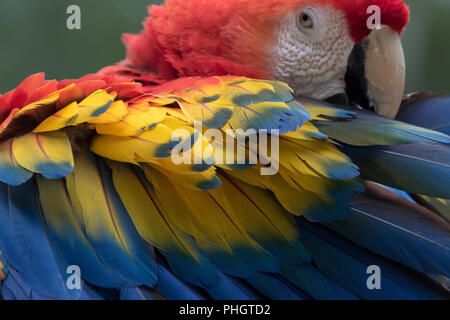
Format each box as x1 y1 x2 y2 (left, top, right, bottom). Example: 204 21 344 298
0 0 449 94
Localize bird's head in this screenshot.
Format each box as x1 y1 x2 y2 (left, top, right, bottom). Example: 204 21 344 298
123 0 409 118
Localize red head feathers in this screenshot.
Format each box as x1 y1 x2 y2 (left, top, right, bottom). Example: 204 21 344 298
122 0 409 80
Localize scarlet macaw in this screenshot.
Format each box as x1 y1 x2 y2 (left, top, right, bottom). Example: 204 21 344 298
0 0 449 300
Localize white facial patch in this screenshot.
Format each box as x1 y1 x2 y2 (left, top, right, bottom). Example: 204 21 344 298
270 5 355 100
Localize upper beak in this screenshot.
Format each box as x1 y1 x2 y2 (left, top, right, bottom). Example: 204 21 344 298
345 26 406 119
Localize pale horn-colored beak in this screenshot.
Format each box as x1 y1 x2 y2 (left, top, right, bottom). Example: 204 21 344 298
365 26 406 119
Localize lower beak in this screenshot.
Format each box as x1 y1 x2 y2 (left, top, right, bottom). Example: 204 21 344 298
345 26 406 119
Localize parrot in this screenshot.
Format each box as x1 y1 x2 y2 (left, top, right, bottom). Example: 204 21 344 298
0 0 449 300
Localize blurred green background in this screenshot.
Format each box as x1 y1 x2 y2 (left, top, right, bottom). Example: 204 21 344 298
0 0 449 93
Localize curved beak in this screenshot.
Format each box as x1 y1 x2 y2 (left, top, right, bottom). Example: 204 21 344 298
345 26 406 119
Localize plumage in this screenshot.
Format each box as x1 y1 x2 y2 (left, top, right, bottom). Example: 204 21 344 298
94 105 166 136
119 286 165 300
281 263 359 300
325 195 450 279
0 138 33 185
91 123 182 163
0 248 6 282
109 161 220 287
397 93 450 135
396 93 450 223
0 0 449 301
418 196 450 222
33 102 79 133
306 100 450 146
341 143 450 198
12 131 74 180
122 0 409 79
299 98 450 198
0 181 81 299
297 217 448 299
36 176 120 288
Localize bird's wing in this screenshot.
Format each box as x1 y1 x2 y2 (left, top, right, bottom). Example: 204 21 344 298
0 73 448 300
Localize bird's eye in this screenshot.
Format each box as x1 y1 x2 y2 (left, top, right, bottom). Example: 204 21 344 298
297 11 313 29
